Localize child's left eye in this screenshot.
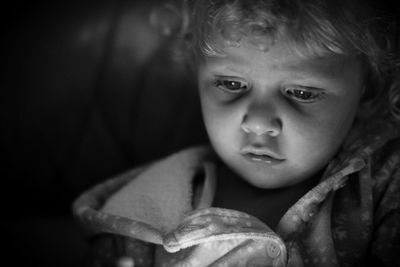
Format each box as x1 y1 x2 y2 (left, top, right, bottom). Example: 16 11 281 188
284 87 323 103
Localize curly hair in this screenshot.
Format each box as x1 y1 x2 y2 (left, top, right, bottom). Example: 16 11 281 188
151 0 400 121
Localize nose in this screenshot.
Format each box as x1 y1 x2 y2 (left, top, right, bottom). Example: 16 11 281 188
241 102 282 137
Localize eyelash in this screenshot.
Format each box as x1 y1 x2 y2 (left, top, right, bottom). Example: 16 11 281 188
213 78 324 103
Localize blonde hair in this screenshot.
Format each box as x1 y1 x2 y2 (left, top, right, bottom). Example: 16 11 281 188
151 0 400 121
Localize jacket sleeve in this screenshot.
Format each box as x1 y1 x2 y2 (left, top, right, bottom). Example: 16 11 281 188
83 233 156 267
368 162 400 267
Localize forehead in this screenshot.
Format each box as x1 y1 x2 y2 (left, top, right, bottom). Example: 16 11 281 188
200 39 363 81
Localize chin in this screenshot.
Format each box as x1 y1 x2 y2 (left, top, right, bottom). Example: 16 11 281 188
240 172 288 189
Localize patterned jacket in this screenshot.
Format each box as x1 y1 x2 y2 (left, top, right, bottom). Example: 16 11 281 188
73 116 400 267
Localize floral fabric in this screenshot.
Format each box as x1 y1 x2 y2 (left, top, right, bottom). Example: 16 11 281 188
73 116 400 267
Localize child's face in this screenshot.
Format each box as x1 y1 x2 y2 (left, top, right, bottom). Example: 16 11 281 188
197 38 364 189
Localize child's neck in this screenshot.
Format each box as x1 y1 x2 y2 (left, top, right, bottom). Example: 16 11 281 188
213 164 321 230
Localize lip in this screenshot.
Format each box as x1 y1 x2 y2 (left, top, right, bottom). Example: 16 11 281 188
240 146 285 164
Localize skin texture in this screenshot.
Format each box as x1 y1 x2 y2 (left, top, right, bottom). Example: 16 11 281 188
198 38 364 189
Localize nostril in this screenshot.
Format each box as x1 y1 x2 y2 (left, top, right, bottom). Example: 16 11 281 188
241 123 252 134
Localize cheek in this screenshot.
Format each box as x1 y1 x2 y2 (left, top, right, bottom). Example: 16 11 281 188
323 96 360 141
200 99 243 147
288 99 359 161
202 107 234 139
200 99 224 142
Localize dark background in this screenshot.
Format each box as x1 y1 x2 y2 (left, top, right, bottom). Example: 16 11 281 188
2 1 207 266
1 1 399 267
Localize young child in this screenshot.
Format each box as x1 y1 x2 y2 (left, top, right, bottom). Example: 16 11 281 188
73 0 400 266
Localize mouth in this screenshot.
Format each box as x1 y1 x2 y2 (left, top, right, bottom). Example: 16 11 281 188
240 146 285 164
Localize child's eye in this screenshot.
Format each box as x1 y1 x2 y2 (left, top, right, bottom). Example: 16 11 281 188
284 87 324 103
214 78 249 94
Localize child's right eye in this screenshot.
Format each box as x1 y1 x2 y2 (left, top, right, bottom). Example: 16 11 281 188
214 78 249 94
